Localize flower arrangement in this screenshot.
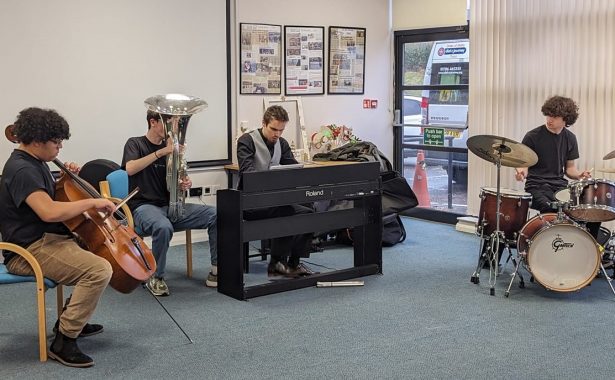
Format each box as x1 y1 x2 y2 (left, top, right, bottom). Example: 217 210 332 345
310 124 360 152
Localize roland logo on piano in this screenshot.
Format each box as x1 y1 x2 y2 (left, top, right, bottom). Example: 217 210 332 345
305 189 325 197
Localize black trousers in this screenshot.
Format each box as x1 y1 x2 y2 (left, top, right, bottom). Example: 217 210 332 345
526 183 600 239
243 205 313 264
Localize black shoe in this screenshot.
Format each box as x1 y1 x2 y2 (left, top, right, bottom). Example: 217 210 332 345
267 262 295 277
288 262 318 276
54 320 104 338
48 331 94 368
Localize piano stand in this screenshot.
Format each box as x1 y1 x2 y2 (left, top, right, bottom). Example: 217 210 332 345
217 162 383 300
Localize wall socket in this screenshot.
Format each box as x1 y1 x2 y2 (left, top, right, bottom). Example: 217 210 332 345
201 185 220 196
189 187 203 197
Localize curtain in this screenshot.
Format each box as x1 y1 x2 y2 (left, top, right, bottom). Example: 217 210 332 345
468 0 615 219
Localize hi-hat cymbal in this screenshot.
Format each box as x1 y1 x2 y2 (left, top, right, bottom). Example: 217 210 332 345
467 135 538 168
603 149 615 160
597 167 615 173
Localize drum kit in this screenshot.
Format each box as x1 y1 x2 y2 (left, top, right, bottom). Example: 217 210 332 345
468 135 615 298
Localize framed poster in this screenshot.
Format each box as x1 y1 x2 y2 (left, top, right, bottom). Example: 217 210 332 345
327 26 366 94
240 23 282 94
284 25 325 95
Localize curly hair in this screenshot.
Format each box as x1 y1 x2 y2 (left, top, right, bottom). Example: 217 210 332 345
262 105 289 125
541 96 579 126
13 107 70 144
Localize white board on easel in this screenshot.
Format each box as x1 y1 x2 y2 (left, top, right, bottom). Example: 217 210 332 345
263 96 311 161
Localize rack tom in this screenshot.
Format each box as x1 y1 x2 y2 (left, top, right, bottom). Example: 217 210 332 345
567 179 615 222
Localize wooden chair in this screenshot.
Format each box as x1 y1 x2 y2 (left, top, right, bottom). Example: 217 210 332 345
0 243 64 362
99 170 194 277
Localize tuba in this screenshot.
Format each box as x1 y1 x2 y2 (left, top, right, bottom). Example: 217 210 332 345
144 94 207 222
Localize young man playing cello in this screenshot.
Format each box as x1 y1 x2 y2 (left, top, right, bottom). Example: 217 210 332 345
1 107 114 368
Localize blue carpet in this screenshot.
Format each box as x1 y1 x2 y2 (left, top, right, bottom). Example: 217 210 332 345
1 217 614 379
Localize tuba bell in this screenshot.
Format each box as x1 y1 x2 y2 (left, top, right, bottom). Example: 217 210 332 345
144 93 207 222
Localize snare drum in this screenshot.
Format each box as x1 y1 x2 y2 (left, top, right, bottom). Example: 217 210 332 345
567 179 615 222
477 187 532 241
525 223 600 292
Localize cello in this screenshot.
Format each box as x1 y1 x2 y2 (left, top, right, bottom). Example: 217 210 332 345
5 125 157 293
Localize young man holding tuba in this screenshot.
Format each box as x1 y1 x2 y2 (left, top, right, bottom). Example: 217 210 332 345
1 107 113 368
122 110 218 296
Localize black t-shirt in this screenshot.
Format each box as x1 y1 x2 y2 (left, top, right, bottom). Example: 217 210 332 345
522 124 579 189
0 150 70 263
121 136 169 210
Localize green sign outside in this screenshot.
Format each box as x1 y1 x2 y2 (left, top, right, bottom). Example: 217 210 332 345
423 127 444 146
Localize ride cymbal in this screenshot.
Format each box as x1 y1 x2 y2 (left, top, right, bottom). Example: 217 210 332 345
603 149 615 160
467 134 538 168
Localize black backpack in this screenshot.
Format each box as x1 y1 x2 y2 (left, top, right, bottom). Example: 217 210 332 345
314 142 417 246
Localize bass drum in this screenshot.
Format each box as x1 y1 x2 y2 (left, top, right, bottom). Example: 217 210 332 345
526 223 600 292
517 213 560 255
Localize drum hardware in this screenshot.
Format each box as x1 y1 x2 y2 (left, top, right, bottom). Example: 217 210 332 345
467 135 538 295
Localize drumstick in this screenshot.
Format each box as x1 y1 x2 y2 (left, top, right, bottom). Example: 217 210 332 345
585 167 594 178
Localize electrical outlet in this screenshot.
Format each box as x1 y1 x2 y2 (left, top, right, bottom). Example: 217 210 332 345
203 186 212 195
189 187 203 197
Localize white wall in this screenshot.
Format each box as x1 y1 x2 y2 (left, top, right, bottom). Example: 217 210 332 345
393 0 467 30
0 0 229 169
234 0 393 158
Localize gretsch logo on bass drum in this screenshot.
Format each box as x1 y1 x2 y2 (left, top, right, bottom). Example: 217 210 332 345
552 234 574 252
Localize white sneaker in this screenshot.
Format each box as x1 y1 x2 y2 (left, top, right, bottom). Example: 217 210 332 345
146 276 170 296
205 272 217 288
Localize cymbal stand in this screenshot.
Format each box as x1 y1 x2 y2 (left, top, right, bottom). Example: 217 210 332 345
482 147 510 295
470 147 506 296
599 263 615 297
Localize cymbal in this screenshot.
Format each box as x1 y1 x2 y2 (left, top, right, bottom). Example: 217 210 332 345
597 167 615 173
467 135 538 168
603 150 615 160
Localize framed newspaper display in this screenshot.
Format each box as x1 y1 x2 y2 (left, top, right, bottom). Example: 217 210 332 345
284 25 325 95
327 26 366 94
240 23 282 95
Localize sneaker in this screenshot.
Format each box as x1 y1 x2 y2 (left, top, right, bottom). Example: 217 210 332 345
146 276 170 296
205 272 217 288
53 320 104 338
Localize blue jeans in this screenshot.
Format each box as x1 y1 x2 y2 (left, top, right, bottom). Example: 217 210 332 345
133 203 217 278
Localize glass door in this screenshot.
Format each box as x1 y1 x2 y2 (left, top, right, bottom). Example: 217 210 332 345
394 26 469 223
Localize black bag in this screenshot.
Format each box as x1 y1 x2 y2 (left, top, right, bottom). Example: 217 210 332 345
381 170 418 215
382 214 407 246
314 141 417 247
336 214 407 247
